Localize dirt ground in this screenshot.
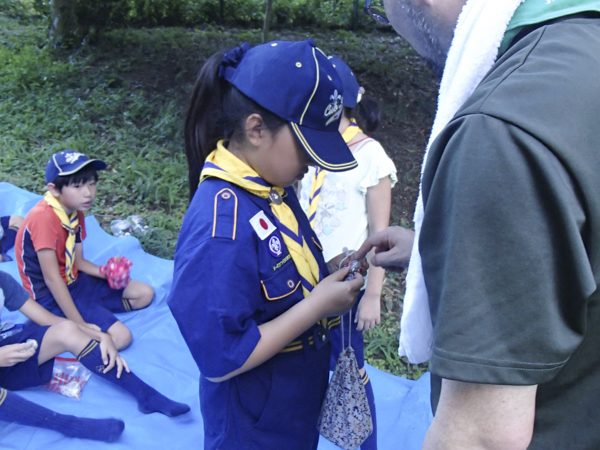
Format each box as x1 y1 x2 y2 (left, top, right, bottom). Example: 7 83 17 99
362 57 438 228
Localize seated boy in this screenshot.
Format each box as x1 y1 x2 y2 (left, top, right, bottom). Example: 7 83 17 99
15 150 154 350
0 270 189 442
0 215 23 262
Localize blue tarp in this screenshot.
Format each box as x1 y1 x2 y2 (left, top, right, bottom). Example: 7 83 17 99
0 182 432 449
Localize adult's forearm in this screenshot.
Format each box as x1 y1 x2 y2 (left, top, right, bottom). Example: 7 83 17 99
423 379 537 450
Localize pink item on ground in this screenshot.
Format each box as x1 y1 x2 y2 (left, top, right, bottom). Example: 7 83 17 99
99 256 133 289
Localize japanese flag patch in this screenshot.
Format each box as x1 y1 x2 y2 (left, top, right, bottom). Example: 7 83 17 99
250 211 276 240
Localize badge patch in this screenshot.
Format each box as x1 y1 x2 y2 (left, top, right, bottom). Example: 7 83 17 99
268 235 283 257
250 211 276 240
324 89 343 126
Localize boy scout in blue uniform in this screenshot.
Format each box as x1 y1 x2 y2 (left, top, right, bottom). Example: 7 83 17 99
168 39 365 449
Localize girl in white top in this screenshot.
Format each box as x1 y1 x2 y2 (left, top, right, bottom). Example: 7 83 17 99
299 55 397 450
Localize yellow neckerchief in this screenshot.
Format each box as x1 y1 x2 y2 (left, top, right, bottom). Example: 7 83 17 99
43 191 79 284
200 140 322 297
307 120 362 227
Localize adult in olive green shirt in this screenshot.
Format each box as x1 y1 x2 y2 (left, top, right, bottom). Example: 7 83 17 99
356 0 600 448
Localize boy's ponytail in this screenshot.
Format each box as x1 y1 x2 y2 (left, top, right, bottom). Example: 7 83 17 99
345 96 380 134
185 51 229 200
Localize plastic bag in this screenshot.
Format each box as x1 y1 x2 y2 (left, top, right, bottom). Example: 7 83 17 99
110 219 132 237
41 357 92 400
110 216 148 237
127 215 148 236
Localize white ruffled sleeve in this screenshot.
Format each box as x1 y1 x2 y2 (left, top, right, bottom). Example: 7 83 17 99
356 139 398 194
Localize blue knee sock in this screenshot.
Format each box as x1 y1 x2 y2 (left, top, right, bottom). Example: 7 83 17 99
101 295 132 313
0 388 124 442
78 340 190 417
361 371 378 450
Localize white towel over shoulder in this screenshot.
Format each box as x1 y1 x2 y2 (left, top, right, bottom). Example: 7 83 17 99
399 0 525 364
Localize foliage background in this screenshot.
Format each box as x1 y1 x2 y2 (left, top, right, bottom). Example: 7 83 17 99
29 0 375 32
0 0 436 379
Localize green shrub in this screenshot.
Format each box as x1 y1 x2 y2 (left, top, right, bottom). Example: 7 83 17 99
0 0 39 20
28 0 376 34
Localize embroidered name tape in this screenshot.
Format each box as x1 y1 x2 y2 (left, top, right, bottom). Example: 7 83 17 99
250 211 276 240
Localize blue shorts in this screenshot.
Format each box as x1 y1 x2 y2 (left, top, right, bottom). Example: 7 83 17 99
330 290 366 371
37 272 126 332
202 327 330 450
0 325 53 390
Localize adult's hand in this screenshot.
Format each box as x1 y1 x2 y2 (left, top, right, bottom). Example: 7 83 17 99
352 226 415 271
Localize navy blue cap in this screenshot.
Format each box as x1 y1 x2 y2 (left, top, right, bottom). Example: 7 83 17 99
45 150 107 184
219 39 357 172
328 55 361 108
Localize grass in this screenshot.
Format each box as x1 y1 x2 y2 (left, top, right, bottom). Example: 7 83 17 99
0 11 433 379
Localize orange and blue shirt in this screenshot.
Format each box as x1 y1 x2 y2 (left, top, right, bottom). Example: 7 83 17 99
15 200 85 299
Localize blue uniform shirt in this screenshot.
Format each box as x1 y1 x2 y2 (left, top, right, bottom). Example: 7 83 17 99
168 178 332 450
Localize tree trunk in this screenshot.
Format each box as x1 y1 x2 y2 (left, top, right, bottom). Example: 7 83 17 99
50 0 79 40
263 0 274 43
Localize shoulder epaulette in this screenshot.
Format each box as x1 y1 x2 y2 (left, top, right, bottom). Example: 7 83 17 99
212 188 238 240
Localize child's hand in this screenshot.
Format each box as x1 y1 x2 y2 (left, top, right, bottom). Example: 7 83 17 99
327 251 369 278
0 342 36 367
355 292 381 331
310 267 364 319
83 322 102 333
98 333 130 378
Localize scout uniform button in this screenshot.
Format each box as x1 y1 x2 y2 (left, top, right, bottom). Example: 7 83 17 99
268 189 282 205
313 324 329 350
287 279 295 289
221 192 231 200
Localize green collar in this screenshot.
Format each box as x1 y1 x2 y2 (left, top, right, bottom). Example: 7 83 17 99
499 0 600 56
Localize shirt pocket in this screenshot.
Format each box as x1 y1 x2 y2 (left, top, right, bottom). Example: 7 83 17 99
260 259 302 301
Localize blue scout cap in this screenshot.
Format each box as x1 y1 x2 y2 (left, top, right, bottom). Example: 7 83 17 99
218 39 357 172
45 150 107 183
328 55 361 108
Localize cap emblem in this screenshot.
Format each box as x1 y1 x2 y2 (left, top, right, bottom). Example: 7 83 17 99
324 89 343 126
65 152 84 164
